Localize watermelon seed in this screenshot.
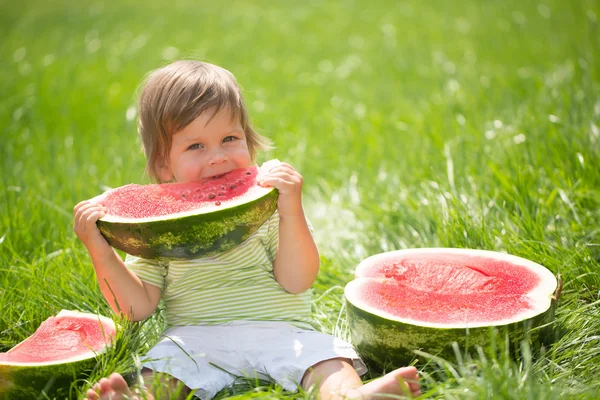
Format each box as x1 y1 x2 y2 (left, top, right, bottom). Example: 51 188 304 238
208 193 216 199
218 192 225 196
215 201 221 206
246 171 251 175
229 184 236 190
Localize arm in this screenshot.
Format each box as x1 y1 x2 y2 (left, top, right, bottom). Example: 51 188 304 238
73 200 161 321
258 162 320 294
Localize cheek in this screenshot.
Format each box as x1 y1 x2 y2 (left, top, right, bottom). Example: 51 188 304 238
232 147 251 162
232 142 251 155
179 153 205 171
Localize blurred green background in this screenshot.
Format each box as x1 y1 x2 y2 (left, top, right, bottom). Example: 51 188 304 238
1 0 600 398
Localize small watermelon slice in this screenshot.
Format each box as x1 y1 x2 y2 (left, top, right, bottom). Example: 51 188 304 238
96 159 279 260
0 310 116 399
344 248 560 368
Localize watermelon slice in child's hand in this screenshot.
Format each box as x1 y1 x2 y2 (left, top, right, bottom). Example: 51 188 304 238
96 160 280 260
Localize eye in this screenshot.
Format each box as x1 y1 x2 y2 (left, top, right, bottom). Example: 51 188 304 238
223 135 237 143
187 143 203 150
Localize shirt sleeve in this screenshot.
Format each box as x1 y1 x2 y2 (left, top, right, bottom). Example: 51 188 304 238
124 253 166 291
263 211 315 263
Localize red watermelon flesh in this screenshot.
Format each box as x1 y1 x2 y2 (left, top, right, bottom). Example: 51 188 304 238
99 165 265 220
350 249 557 327
0 310 116 365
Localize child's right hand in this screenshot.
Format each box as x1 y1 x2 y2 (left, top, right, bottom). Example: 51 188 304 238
73 200 109 250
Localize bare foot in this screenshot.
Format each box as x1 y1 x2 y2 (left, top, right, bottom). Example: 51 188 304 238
85 373 146 400
354 366 421 399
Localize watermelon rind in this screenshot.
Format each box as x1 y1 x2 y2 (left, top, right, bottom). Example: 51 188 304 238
0 311 116 400
344 248 560 369
97 186 278 260
0 359 96 400
346 294 557 370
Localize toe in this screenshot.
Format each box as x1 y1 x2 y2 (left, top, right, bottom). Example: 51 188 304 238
408 377 421 386
98 377 112 395
85 387 100 400
85 380 104 400
108 373 134 397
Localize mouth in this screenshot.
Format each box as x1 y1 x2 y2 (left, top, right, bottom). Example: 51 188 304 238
203 172 228 180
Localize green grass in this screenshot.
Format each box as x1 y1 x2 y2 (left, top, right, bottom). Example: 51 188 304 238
1 0 599 398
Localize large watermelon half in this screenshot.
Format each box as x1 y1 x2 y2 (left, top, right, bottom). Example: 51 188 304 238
96 160 279 260
344 248 561 369
0 310 116 400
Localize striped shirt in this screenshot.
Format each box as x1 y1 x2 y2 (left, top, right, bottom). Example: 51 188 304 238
125 212 314 329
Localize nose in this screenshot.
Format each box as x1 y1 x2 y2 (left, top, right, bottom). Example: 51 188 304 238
208 150 228 166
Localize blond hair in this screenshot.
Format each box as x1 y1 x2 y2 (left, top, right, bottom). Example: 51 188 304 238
137 60 271 182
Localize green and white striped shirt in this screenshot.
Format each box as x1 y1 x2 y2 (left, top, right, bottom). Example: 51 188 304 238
125 212 314 329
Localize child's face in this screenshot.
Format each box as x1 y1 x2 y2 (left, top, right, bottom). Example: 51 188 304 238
158 108 251 183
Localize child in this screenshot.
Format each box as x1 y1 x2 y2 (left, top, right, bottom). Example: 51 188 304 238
74 60 421 400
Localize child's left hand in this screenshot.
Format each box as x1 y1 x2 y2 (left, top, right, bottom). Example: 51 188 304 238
257 162 304 218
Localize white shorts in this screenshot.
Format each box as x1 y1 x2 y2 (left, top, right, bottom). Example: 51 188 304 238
142 321 367 399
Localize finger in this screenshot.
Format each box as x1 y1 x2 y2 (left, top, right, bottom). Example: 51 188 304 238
259 170 303 184
259 175 300 187
275 162 296 171
88 210 107 224
75 207 106 232
75 201 105 220
83 209 106 229
263 163 300 177
75 204 104 227
258 177 300 192
74 198 105 213
74 200 92 216
75 205 92 230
